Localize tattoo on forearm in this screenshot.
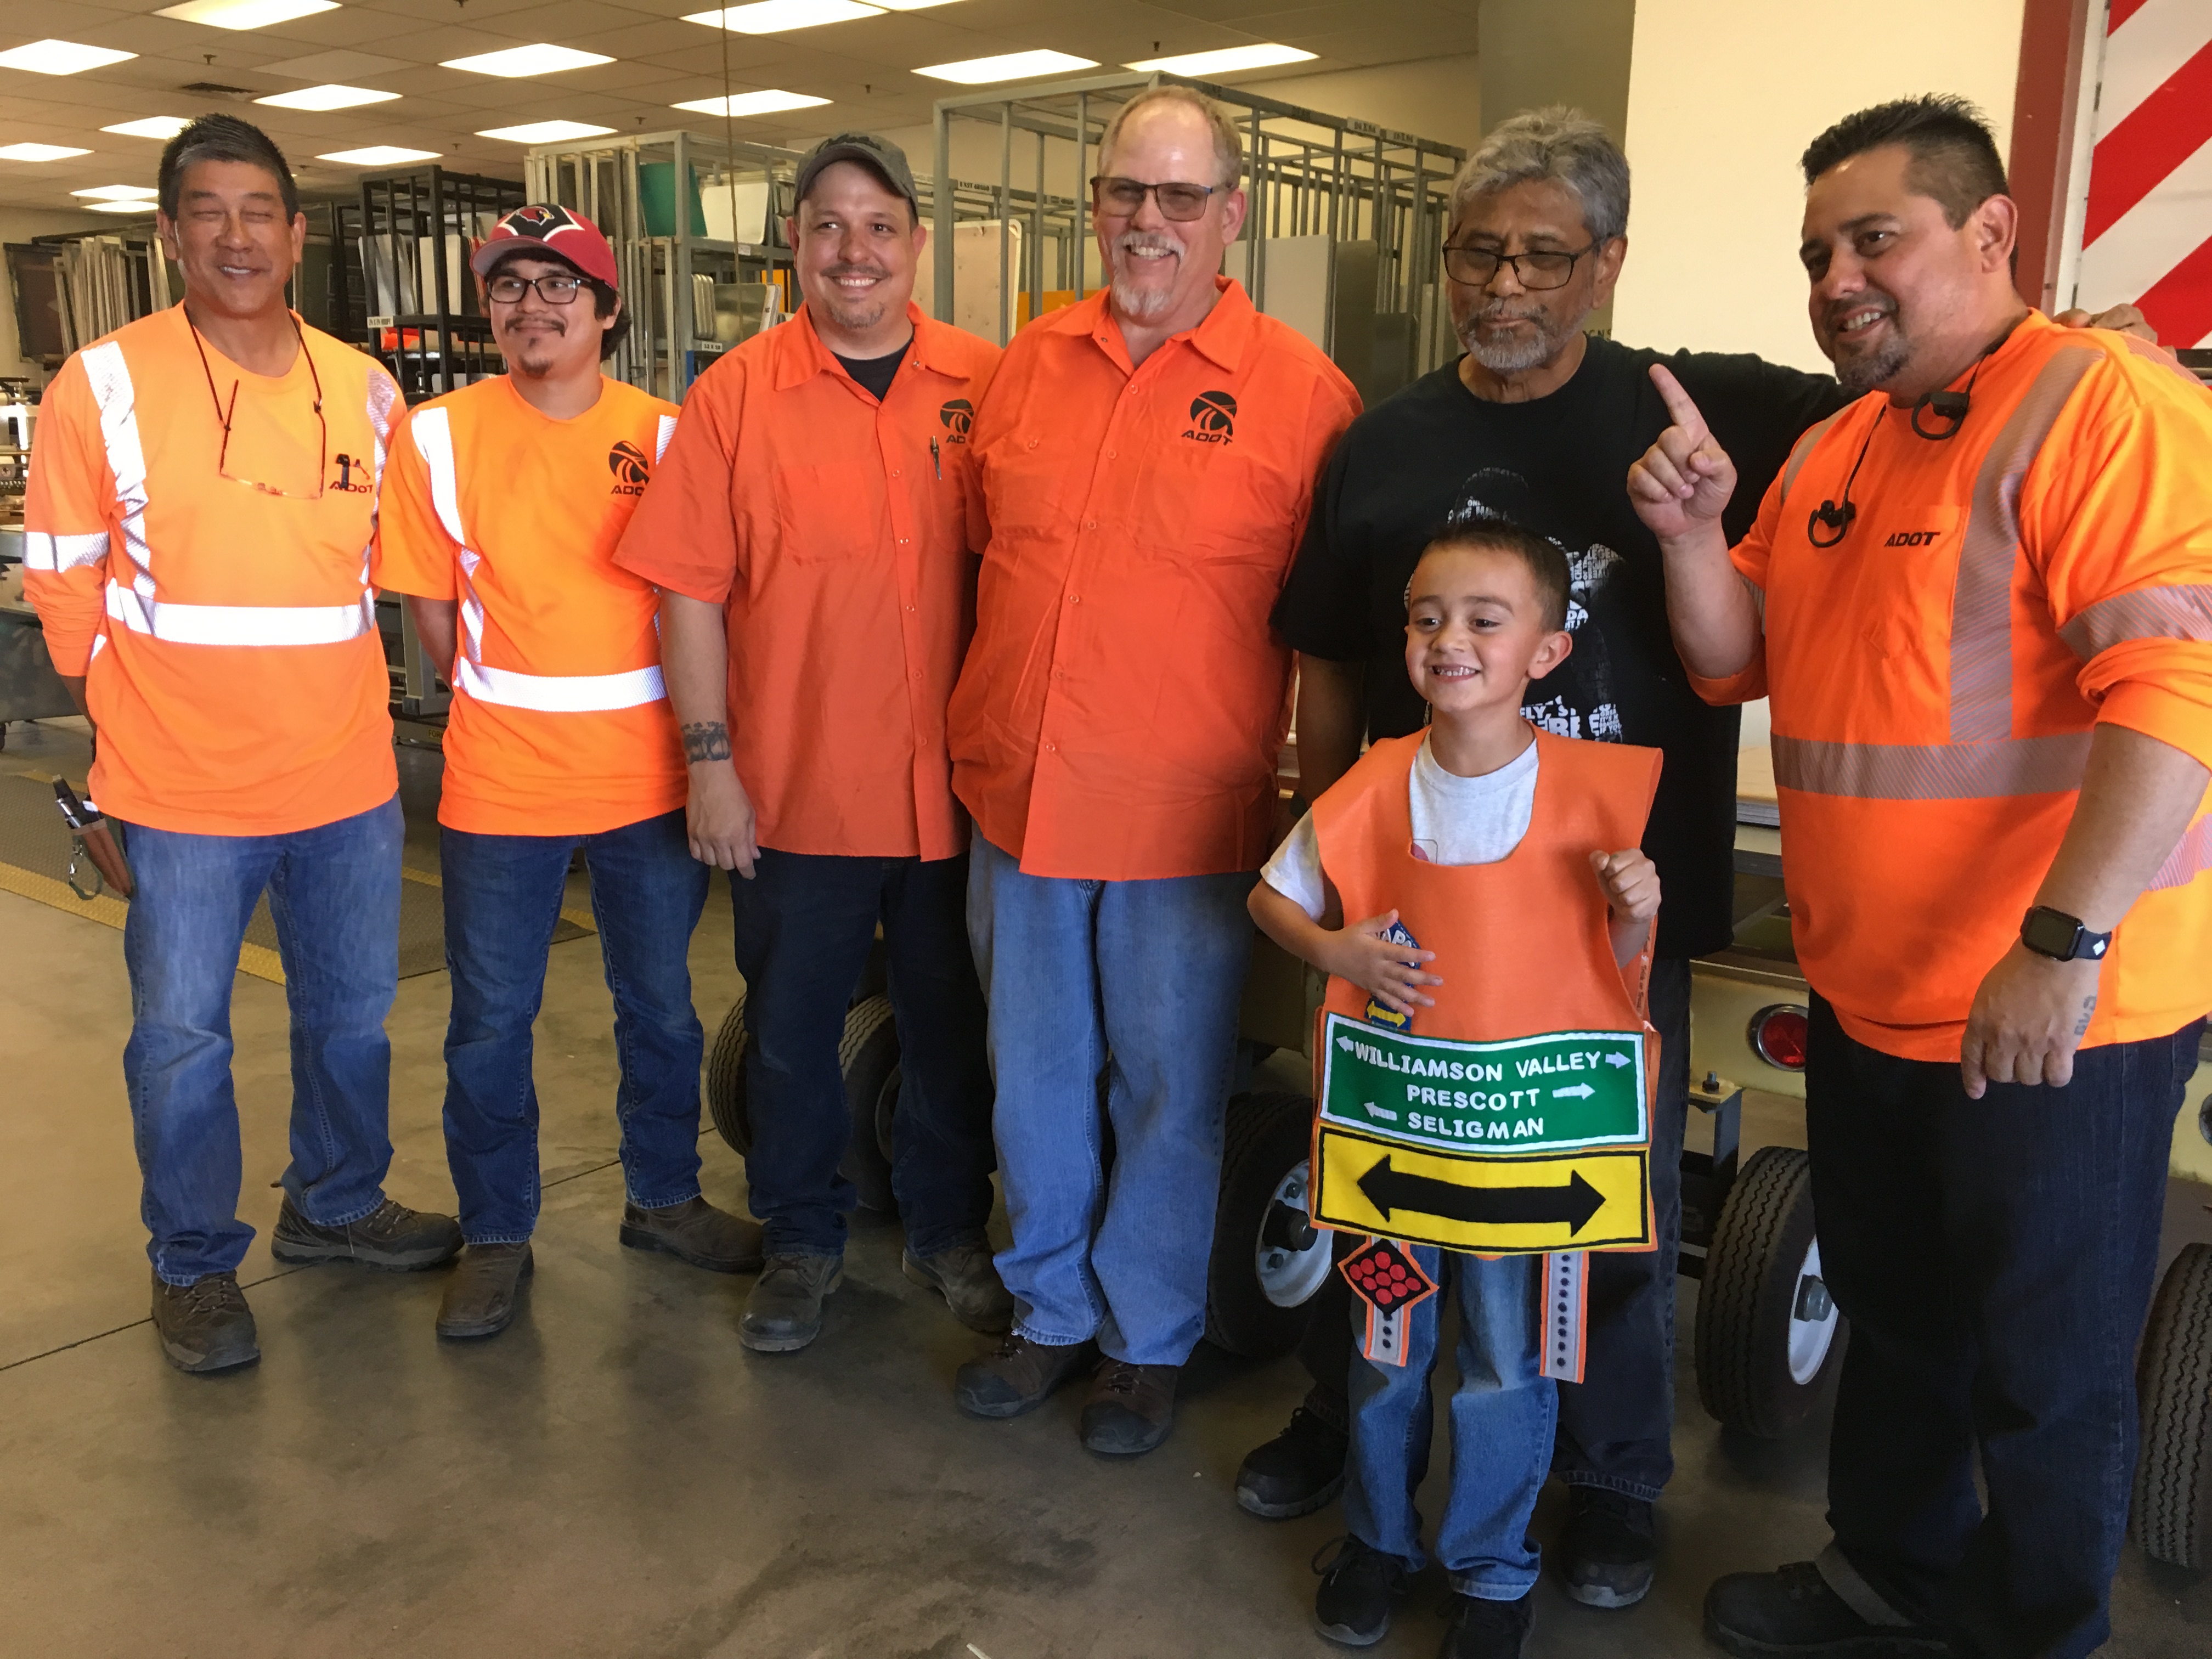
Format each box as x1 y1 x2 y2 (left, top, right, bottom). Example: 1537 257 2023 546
682 721 731 763
2074 995 2097 1038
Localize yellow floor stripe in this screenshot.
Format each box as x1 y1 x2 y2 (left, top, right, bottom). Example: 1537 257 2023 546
0 861 288 985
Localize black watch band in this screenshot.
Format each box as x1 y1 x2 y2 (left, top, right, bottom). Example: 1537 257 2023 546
2020 906 2112 962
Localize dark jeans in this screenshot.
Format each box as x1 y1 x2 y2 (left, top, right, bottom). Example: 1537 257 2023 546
730 847 996 1260
1298 955 1692 1503
441 809 709 1244
1806 994 2199 1659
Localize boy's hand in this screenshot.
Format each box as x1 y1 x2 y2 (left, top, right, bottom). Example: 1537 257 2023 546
1322 909 1441 1017
1591 849 1660 924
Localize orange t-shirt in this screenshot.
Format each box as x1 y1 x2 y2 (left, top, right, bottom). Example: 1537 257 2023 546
947 278 1359 881
1691 314 2212 1059
22 306 397 836
612 304 1001 861
373 374 687 836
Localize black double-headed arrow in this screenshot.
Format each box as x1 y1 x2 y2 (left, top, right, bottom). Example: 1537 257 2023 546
1357 1154 1606 1235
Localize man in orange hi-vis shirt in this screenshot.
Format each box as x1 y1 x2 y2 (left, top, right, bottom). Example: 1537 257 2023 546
944 87 1359 1457
617 134 1006 1357
22 116 461 1377
1628 98 2212 1659
375 207 761 1341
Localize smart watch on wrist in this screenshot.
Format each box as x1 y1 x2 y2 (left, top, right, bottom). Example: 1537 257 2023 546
2020 906 2112 962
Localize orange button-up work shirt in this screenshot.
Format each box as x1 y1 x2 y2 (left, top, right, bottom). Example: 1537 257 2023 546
949 279 1359 881
613 304 1000 861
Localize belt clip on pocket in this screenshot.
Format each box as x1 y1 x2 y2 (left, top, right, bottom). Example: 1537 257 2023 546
1540 1250 1590 1384
1341 1237 1439 1367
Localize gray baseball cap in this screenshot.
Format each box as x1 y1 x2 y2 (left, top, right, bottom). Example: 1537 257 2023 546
794 132 919 217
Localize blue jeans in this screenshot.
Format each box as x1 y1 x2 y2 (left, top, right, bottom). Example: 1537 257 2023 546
1344 1246 1555 1597
729 848 997 1259
117 794 403 1285
441 809 708 1244
1807 996 2202 1659
967 834 1255 1366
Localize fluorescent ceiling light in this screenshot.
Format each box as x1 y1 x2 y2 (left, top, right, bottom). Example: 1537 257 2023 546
155 0 341 29
317 145 440 165
672 89 831 117
85 200 159 213
915 49 1096 84
0 40 139 75
256 82 396 109
441 44 612 76
1124 44 1316 75
477 120 615 143
103 116 193 139
872 0 961 8
0 142 93 161
684 2 879 30
72 184 160 200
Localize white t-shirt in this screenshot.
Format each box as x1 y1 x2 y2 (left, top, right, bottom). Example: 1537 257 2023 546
1262 733 1539 921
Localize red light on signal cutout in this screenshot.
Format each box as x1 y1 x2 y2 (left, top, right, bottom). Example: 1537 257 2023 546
1750 1004 1810 1071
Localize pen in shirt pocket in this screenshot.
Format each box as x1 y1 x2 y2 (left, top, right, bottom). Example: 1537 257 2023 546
930 437 941 479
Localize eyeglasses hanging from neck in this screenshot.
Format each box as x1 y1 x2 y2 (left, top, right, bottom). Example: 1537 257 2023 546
188 311 328 501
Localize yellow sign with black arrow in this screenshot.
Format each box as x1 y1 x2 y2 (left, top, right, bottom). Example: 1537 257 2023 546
1312 1126 1654 1254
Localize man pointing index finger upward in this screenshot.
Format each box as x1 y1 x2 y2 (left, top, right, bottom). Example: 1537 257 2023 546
1630 95 2212 1659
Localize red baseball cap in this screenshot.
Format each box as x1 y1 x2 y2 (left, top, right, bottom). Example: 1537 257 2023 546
471 203 619 290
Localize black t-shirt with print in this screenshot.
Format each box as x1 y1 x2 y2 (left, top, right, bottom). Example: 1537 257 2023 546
1272 336 1847 960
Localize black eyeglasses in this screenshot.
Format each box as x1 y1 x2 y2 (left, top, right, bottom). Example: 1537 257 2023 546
1442 241 1599 290
189 313 327 500
485 273 587 304
1091 176 1220 222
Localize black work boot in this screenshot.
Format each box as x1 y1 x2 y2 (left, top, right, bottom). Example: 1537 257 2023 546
1705 1560 1953 1657
435 1243 533 1339
618 1196 764 1273
1237 1393 1350 1518
1556 1486 1657 1608
954 1333 1093 1418
1079 1358 1180 1456
270 1197 462 1270
902 1239 1015 1333
1439 1588 1535 1659
1311 1536 1409 1647
739 1253 843 1353
150 1271 259 1375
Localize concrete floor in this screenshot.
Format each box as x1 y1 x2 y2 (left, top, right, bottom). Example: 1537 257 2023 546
2 731 2208 1656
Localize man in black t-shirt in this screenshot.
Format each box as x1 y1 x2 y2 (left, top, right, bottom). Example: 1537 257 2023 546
1257 108 1845 1625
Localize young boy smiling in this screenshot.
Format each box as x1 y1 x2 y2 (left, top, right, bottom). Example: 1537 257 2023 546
1253 522 1662 1658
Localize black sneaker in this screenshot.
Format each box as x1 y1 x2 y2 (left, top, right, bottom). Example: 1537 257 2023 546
1556 1486 1656 1608
1439 1588 1534 1659
1705 1561 1953 1657
739 1253 843 1353
150 1270 259 1374
270 1197 462 1271
1237 1400 1348 1519
1312 1536 1408 1647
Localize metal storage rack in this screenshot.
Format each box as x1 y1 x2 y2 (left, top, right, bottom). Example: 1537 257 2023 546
356 167 526 404
929 73 1464 405
526 130 803 400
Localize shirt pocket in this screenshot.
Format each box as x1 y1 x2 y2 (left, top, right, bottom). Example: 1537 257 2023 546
1135 441 1298 566
769 462 887 564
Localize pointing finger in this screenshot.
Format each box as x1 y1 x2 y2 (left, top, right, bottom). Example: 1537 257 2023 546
1649 363 1710 447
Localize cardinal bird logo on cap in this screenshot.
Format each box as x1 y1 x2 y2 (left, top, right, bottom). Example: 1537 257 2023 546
504 204 579 236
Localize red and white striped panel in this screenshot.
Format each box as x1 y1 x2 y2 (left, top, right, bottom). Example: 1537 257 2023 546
2076 0 2212 347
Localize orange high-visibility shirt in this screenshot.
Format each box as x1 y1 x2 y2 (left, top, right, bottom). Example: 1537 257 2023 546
22 306 398 836
948 278 1359 881
1691 314 2212 1060
373 375 687 837
612 304 1000 861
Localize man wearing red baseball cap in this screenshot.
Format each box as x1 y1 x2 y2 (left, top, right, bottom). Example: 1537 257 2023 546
374 204 763 1340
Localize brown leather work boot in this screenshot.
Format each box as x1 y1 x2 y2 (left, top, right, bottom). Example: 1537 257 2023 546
953 1333 1094 1419
902 1240 1015 1333
435 1242 533 1339
618 1196 764 1273
151 1271 259 1374
1080 1358 1181 1456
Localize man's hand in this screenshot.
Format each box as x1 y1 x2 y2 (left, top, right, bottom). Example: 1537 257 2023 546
1320 909 1440 1018
1591 848 1660 925
2055 302 2157 343
682 723 758 876
1627 365 1739 541
1959 942 2103 1098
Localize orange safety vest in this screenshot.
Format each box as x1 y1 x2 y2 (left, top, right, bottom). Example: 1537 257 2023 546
1304 730 1662 1263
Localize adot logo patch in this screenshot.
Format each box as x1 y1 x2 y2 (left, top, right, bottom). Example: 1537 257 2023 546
607 439 651 495
938 398 974 443
1182 389 1237 444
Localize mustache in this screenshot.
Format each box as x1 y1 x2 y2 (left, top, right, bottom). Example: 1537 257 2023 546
822 262 891 283
1473 300 1547 324
1112 232 1180 262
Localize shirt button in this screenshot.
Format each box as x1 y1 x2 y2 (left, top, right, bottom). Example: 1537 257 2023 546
1084 520 1098 531
898 537 909 544
1026 438 1040 450
1068 594 1081 605
905 604 917 613
1106 449 1116 459
1046 742 1057 752
890 469 901 478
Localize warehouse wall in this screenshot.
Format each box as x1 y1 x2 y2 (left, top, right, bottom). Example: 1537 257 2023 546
0 208 115 381
1611 0 2028 370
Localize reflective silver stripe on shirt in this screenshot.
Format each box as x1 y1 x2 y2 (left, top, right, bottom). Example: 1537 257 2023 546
1778 410 1845 508
2149 815 2212 891
454 657 667 713
1949 347 2098 744
105 580 376 646
653 412 678 464
80 340 154 595
2058 583 2212 659
22 531 110 572
1771 731 2092 801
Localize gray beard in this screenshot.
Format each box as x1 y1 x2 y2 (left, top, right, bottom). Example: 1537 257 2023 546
1460 311 1571 374
1110 273 1176 321
1835 329 1912 396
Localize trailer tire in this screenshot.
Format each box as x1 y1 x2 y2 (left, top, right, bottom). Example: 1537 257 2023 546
838 995 900 1216
1204 1091 1333 1359
1694 1145 1844 1438
2132 1242 2212 1569
706 992 752 1156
